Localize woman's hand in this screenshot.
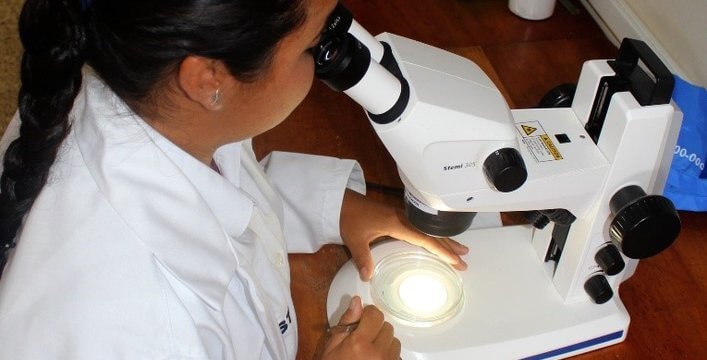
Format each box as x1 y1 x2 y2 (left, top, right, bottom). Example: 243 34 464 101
340 189 469 281
321 296 400 360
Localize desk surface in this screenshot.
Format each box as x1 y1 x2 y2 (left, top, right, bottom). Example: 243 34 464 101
253 1 707 358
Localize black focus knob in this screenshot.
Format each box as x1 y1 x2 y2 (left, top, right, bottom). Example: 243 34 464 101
595 244 625 276
584 274 613 304
609 185 681 259
483 148 527 192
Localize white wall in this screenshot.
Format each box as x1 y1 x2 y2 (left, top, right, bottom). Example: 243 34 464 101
582 0 707 86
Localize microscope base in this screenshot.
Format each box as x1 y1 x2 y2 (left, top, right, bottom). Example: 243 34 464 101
327 225 629 359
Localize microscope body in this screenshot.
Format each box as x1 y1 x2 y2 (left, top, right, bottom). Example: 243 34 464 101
374 32 608 216
375 32 680 303
318 4 682 358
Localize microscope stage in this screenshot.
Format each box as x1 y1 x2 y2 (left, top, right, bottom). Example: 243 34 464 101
327 225 629 359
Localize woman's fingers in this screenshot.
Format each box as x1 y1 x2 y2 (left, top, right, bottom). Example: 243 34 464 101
352 305 385 343
373 321 395 352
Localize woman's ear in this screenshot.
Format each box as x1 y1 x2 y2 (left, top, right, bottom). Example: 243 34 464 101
177 56 225 111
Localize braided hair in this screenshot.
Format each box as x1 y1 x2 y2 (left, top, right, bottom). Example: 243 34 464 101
0 0 305 276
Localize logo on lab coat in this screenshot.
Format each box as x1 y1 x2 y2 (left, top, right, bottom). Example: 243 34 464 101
279 308 292 334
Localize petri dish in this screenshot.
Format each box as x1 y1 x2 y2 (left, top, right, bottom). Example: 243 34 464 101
370 251 464 327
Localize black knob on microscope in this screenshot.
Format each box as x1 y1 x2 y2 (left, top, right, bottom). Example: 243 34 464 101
595 245 625 276
584 274 613 304
483 148 527 192
609 185 681 259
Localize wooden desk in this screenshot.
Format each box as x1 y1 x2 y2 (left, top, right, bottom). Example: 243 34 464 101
254 1 707 358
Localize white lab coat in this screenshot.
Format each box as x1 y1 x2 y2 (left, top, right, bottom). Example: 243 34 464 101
0 70 365 359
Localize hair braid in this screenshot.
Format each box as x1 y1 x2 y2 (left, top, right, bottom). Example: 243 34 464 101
0 0 86 272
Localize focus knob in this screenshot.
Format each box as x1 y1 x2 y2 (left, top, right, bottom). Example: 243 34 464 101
483 148 527 192
584 274 613 304
595 244 625 276
609 185 681 259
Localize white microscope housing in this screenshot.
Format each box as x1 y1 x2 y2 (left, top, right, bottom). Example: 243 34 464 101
314 3 682 359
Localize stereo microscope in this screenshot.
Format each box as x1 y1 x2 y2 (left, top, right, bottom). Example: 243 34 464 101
313 3 682 359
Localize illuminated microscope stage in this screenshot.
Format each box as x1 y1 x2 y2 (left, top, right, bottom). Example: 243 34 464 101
327 225 628 360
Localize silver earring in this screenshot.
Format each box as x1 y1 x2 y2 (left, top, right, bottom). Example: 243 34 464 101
210 89 222 107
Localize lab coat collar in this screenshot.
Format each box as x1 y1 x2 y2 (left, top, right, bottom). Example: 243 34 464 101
72 71 252 311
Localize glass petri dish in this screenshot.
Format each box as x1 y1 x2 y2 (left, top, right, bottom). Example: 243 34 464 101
370 251 464 327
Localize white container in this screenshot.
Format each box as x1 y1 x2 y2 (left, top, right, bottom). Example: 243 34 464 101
508 0 557 20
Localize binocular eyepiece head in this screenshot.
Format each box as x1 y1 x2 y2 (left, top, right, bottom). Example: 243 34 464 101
312 32 371 92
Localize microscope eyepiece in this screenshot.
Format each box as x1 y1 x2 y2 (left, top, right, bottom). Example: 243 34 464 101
312 1 367 91
312 33 371 92
315 38 340 68
321 2 353 38
312 31 407 118
311 2 408 118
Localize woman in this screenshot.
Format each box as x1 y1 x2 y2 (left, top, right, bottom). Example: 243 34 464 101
0 0 468 358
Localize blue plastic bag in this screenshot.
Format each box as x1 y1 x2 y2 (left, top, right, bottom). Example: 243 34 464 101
664 76 707 211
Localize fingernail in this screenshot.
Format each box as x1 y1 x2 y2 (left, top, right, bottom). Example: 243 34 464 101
349 299 356 310
360 267 370 281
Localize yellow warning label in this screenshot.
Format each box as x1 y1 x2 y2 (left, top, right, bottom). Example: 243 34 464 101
517 121 562 162
521 125 537 136
540 134 563 160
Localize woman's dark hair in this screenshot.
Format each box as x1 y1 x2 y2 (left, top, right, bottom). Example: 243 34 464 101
0 0 306 274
